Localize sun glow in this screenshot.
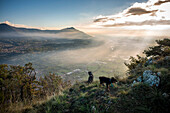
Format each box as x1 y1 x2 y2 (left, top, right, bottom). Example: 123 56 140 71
93 0 170 31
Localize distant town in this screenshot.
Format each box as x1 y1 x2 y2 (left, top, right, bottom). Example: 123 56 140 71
0 38 93 58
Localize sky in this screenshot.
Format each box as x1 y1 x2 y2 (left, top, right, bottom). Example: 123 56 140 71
0 0 147 27
0 0 170 36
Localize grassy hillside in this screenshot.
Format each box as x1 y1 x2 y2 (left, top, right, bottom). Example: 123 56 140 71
24 38 170 113
24 80 169 113
1 38 170 113
23 81 127 113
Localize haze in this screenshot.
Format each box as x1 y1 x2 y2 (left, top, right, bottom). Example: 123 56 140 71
0 0 170 81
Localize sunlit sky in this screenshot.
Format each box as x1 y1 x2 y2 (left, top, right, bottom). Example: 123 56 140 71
0 0 170 36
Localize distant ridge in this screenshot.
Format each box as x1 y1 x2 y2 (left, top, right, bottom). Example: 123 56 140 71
0 23 77 33
0 23 91 39
0 23 18 32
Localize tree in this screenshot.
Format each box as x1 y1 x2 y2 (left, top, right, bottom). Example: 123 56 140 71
143 38 170 57
0 63 38 104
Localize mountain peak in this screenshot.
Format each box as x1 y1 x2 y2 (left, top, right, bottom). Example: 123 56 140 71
66 27 76 29
0 21 11 25
0 23 17 32
62 27 77 30
0 23 11 26
0 22 92 39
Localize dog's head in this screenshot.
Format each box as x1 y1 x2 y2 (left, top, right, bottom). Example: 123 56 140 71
111 77 117 83
88 71 92 75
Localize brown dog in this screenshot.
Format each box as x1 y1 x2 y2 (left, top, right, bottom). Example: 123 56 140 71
99 76 117 91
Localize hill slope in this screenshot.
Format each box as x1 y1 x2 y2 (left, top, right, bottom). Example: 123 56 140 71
23 38 170 113
24 80 169 113
0 23 92 39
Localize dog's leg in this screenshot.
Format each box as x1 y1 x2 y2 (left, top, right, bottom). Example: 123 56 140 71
106 83 110 91
108 87 110 91
99 81 103 87
99 83 102 87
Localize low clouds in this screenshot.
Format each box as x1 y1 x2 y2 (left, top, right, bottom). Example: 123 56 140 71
0 21 38 29
103 20 170 27
126 7 157 15
93 0 170 28
93 17 108 22
154 0 170 5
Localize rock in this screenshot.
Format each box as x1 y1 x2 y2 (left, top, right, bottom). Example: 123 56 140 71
133 80 137 84
162 93 169 98
143 70 152 80
164 56 170 61
92 106 96 112
137 76 142 82
149 59 153 64
145 58 153 66
108 100 112 104
131 80 137 87
132 70 160 87
157 72 161 76
143 70 160 87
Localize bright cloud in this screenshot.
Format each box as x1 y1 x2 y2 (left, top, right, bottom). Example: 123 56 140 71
93 0 170 29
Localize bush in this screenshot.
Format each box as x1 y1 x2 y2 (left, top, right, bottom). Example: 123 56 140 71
124 38 170 113
0 63 70 113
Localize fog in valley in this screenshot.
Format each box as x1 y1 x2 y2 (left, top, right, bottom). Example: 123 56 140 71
0 31 161 82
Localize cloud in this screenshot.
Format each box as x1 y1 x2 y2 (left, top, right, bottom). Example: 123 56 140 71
126 7 158 15
93 17 108 22
1 21 38 29
103 20 170 27
154 0 170 5
93 0 170 28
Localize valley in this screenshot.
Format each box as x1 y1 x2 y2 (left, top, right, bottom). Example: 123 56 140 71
0 23 157 82
0 38 95 59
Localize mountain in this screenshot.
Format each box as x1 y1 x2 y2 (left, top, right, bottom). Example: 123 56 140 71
0 23 92 39
0 23 19 32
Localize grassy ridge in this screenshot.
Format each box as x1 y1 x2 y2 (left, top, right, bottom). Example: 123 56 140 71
24 38 170 113
1 38 170 113
24 80 169 113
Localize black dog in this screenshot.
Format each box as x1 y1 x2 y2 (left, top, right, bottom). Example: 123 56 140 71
87 71 93 84
99 76 117 91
